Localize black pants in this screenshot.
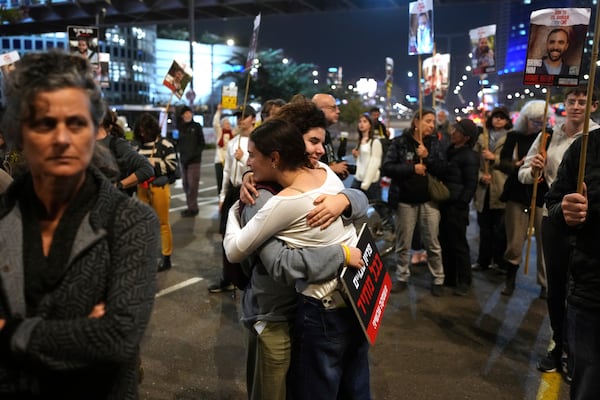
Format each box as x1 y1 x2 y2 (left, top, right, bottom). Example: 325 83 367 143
476 189 506 267
542 215 570 355
214 162 224 196
440 202 471 287
219 183 241 283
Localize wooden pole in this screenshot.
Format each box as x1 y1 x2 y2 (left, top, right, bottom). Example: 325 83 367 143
232 70 254 180
432 43 436 109
160 92 174 131
577 4 600 194
417 54 424 164
523 88 551 275
481 75 489 175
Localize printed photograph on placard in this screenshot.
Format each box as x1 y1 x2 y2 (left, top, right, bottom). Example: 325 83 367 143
0 51 20 78
423 53 450 101
68 26 99 65
97 53 110 88
523 8 590 87
408 0 434 55
470 25 496 75
163 60 193 99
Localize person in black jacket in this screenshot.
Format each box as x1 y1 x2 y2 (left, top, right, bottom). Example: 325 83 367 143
383 108 447 296
438 119 479 295
545 127 600 399
178 106 205 217
96 106 154 196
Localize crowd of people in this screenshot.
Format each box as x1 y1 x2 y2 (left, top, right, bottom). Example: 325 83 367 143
1 49 600 399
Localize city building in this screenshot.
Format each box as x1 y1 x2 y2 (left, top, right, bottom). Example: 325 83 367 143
0 25 245 116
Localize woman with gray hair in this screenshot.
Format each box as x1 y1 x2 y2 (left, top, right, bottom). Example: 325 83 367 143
0 51 160 398
497 100 548 296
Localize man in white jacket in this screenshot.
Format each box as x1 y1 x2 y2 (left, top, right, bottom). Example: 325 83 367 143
518 86 599 379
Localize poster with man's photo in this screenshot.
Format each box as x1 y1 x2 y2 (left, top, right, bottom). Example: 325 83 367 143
423 53 450 102
470 25 496 75
163 60 193 99
68 26 99 65
0 51 20 78
408 0 434 56
523 8 590 87
97 53 110 88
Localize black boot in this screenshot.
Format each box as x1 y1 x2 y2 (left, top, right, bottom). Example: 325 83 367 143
501 262 518 296
158 255 171 272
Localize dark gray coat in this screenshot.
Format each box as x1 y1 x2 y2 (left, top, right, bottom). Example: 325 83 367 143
0 167 160 399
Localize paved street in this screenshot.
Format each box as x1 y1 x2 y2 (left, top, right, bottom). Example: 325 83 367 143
138 147 569 400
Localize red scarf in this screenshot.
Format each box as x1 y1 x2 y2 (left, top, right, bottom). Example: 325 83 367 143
218 129 233 148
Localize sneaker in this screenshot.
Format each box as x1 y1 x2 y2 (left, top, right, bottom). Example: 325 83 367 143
208 280 235 293
181 209 199 218
431 284 443 297
391 281 407 293
537 351 560 373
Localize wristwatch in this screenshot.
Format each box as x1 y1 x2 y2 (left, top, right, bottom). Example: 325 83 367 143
116 181 123 190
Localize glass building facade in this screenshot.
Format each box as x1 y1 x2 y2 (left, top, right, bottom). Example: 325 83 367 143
0 25 243 111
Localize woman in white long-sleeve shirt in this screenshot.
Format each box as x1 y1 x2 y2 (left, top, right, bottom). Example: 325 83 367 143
223 118 371 400
351 113 382 201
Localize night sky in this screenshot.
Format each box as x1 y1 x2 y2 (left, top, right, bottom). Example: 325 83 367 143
196 3 497 85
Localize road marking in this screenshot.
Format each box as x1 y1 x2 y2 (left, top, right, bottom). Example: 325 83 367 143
155 277 203 298
536 372 562 400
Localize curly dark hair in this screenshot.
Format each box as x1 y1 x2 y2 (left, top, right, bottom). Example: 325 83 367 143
274 101 327 135
133 113 161 143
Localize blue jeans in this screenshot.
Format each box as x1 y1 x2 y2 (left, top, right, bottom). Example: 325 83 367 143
394 202 444 285
290 296 371 400
568 304 600 400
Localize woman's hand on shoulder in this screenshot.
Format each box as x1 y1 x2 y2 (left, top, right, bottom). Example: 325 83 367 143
307 193 349 230
239 172 257 205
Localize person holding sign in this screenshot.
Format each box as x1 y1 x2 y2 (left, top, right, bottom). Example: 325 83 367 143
382 109 447 296
212 104 234 196
224 117 371 400
497 100 548 296
519 86 599 376
545 126 600 399
226 102 368 400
